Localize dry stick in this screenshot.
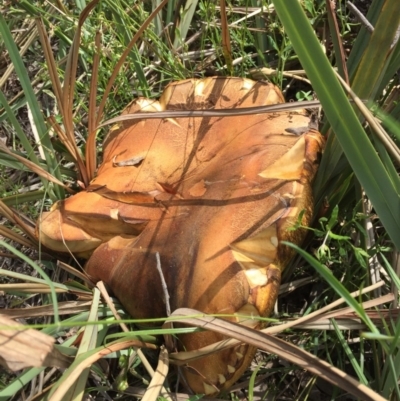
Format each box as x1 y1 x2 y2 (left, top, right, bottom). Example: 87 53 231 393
155 252 176 357
326 0 349 85
347 1 374 34
99 99 322 129
96 281 130 333
349 2 399 50
86 29 102 180
96 281 173 401
219 0 233 74
155 252 171 317
154 255 188 395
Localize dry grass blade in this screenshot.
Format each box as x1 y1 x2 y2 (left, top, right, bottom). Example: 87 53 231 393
99 99 321 128
250 67 312 84
0 225 36 248
35 18 64 117
0 301 92 318
316 293 395 321
69 0 170 182
326 0 349 84
0 142 73 192
219 0 233 73
168 308 386 401
0 315 71 371
12 213 37 244
0 199 16 224
169 292 391 364
0 199 38 243
62 0 101 187
169 282 385 362
63 0 100 132
47 115 83 163
86 29 102 180
142 346 169 401
49 339 158 401
266 281 385 335
0 283 68 294
282 293 395 330
297 319 370 331
58 261 94 287
0 25 38 89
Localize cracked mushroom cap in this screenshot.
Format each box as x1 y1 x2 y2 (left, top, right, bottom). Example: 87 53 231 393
37 77 324 396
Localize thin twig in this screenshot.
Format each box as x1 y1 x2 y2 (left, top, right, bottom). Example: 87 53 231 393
97 281 130 332
99 100 321 129
155 252 175 353
326 0 349 84
347 1 374 34
155 252 171 317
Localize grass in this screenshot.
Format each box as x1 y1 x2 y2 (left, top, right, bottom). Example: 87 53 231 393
0 0 400 399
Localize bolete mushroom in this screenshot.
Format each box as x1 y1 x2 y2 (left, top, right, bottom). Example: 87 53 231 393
37 77 324 395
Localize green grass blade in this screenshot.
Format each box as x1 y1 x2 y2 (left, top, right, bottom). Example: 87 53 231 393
106 0 150 97
173 0 198 48
0 368 46 401
331 319 368 385
0 90 40 164
0 240 60 324
1 191 47 206
350 0 400 100
59 288 101 401
283 242 379 336
0 14 63 199
346 0 384 78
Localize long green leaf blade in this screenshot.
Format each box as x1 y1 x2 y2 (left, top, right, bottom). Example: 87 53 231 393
0 13 63 199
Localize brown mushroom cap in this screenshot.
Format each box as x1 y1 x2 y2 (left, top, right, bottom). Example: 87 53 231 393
37 77 324 395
